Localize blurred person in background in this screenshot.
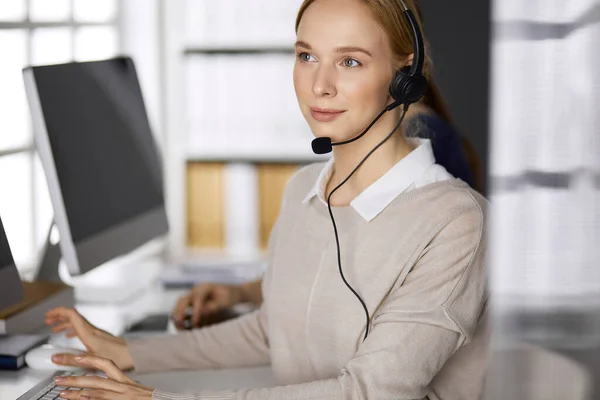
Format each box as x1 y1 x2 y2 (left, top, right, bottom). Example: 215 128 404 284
46 0 488 399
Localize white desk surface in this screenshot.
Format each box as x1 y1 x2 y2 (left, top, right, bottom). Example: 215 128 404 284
0 283 274 399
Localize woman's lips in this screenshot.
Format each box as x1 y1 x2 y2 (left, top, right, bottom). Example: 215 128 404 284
310 107 346 122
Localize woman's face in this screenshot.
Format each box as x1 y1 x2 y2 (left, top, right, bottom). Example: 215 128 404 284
294 0 396 142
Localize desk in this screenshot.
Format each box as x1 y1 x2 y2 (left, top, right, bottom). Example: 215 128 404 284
0 368 56 399
0 282 270 399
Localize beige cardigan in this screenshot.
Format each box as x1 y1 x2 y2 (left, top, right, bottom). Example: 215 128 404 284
128 163 489 399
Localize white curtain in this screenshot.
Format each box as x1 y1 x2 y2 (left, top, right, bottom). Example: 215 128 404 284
487 1 600 398
490 0 600 319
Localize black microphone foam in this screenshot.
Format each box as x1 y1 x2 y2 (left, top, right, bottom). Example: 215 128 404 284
311 137 333 155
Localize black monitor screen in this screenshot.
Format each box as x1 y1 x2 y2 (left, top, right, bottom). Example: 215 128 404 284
0 217 15 271
32 57 164 243
0 216 24 309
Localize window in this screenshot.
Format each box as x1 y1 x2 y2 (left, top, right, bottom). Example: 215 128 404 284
0 0 120 270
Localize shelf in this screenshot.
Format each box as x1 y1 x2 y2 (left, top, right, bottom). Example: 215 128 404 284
186 155 329 165
186 149 329 164
0 145 34 157
184 46 294 56
0 20 117 29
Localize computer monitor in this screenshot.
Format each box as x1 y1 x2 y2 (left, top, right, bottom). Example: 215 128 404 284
0 216 25 310
22 57 169 279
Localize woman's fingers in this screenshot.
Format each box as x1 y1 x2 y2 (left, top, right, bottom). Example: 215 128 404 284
46 308 95 341
172 295 192 325
55 356 154 399
46 306 78 321
191 294 207 327
58 389 110 399
46 316 69 327
54 374 121 392
50 322 73 333
63 310 95 342
68 355 130 383
60 389 133 400
204 299 220 313
51 353 88 367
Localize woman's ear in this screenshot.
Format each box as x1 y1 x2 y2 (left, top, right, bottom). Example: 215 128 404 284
405 53 415 67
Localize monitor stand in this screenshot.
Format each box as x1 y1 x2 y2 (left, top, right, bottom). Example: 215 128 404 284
34 221 164 304
34 223 62 283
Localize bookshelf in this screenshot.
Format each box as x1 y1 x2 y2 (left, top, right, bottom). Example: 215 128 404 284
166 0 317 256
184 46 294 55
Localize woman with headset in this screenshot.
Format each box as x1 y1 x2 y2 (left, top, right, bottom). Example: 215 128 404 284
48 1 488 399
170 3 482 331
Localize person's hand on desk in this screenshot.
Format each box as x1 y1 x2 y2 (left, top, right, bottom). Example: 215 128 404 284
45 307 135 371
54 355 153 400
172 279 263 329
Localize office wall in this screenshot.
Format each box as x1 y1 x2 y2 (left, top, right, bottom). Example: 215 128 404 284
419 0 491 193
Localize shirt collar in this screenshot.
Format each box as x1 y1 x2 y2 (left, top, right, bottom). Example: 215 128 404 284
302 156 334 207
302 138 436 221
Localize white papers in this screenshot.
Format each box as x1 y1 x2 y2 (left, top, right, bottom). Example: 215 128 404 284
186 54 314 158
185 0 302 47
224 164 259 258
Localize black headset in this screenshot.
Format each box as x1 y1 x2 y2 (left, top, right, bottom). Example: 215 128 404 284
388 0 428 110
312 0 429 342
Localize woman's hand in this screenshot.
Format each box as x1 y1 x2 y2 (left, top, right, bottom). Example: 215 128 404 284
46 307 134 370
172 282 243 328
55 355 153 400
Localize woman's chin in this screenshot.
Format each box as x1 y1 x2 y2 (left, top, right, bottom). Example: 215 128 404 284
309 127 347 143
312 134 341 144
311 134 351 145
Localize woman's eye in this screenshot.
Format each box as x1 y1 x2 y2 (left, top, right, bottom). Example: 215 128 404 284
297 52 315 62
343 58 361 68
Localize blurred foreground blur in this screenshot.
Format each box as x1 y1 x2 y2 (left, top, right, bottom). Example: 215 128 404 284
486 1 600 398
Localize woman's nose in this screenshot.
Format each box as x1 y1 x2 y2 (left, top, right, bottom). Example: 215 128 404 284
312 65 337 98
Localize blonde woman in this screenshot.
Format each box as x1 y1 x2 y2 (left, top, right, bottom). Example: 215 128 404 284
49 1 488 399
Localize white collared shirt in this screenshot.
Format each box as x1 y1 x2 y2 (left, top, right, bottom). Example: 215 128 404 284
302 139 454 221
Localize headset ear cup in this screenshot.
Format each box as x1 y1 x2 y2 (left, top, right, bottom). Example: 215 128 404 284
404 74 428 104
389 66 411 104
389 66 428 106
